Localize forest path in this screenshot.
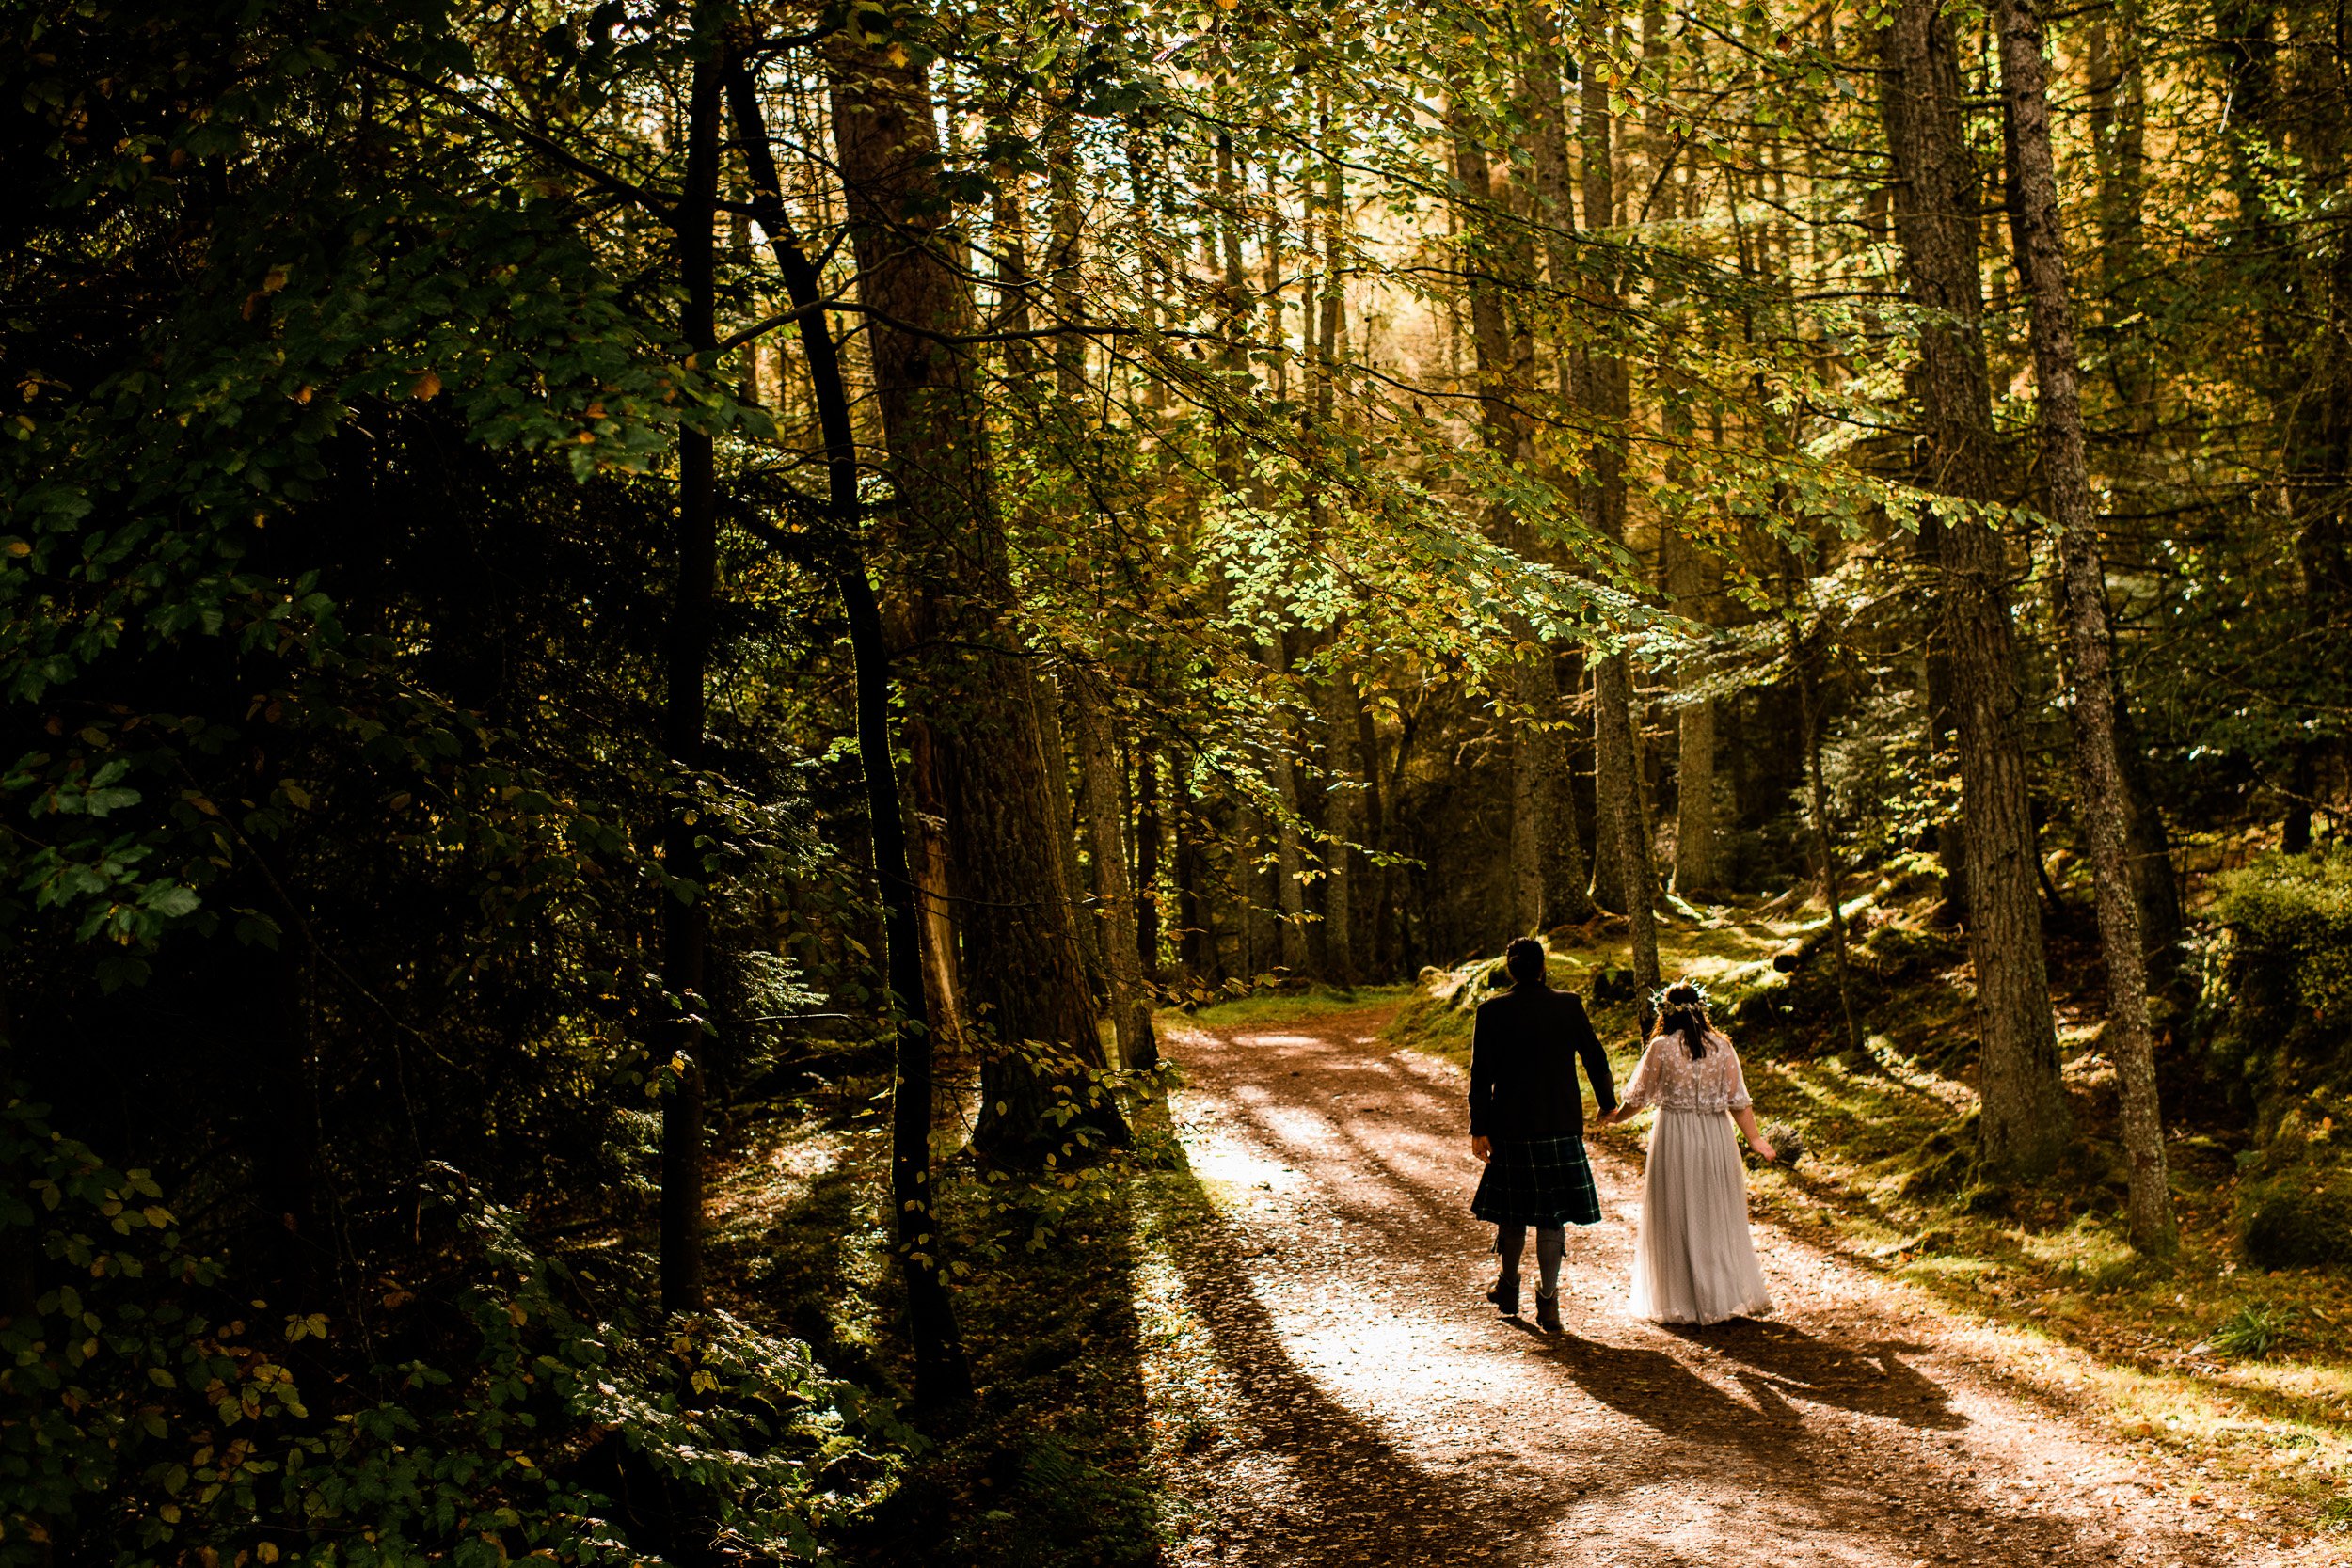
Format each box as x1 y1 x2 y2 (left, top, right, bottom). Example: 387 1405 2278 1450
1141 1002 2290 1568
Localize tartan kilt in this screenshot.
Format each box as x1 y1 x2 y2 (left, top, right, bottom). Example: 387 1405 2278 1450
1472 1134 1604 1227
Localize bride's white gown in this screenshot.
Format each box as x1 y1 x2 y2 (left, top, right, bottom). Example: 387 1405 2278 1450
1619 1028 1774 1324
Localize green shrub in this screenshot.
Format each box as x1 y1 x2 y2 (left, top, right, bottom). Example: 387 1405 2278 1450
2240 1168 2352 1271
2209 848 2352 1111
0 1094 908 1567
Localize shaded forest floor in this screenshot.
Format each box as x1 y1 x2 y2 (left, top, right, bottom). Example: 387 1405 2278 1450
698 905 2351 1564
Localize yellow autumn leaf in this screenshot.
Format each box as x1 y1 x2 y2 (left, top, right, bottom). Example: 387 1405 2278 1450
411 370 441 400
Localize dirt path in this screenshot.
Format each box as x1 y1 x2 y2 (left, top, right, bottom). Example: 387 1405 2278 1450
1141 1004 2306 1568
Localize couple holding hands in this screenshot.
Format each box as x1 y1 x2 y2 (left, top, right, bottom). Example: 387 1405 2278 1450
1467 938 1777 1332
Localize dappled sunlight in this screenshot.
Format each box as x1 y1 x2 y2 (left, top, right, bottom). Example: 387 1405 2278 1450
1135 997 2256 1567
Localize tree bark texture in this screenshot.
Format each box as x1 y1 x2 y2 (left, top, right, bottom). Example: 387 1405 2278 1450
1074 671 1159 1070
1046 112 1086 400
1134 730 1164 980
1996 0 2176 1244
829 44 1125 1164
727 59 971 1400
1880 0 2070 1176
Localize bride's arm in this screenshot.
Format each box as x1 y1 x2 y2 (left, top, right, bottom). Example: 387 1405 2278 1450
1731 1104 1776 1160
1598 1035 1665 1123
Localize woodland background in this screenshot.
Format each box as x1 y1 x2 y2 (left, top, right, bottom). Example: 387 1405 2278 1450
4 0 2350 1559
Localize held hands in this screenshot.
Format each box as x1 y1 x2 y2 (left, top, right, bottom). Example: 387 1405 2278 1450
1471 1134 1493 1164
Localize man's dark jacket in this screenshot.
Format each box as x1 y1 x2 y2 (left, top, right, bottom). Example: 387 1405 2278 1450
1468 980 1617 1140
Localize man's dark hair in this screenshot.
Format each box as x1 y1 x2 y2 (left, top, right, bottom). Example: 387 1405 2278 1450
1503 937 1549 987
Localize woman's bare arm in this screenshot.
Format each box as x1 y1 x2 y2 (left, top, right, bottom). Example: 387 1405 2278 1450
1731 1105 1776 1161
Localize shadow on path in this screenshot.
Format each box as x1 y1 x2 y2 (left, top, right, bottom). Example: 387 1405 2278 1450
1151 1171 1567 1564
1160 1012 2231 1568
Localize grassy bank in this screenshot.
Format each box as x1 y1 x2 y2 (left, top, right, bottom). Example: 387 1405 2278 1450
1385 905 2352 1539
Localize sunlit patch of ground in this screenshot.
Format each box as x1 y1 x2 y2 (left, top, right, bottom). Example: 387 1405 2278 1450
1141 1004 2284 1566
1382 909 2352 1552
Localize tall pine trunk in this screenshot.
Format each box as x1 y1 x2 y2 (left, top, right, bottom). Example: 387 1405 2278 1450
1519 11 1599 924
658 48 723 1320
829 43 1125 1165
726 60 970 1401
1996 0 2177 1244
1665 530 1724 897
1879 0 2070 1176
1450 99 1565 942
1578 8 1661 990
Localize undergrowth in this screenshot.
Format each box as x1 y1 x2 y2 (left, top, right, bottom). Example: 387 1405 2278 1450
704 1076 1191 1567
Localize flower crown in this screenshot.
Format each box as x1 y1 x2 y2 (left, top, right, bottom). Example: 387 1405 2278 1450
1647 979 1713 1016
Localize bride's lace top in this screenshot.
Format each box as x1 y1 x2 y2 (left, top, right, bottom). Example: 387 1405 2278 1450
1621 1028 1753 1114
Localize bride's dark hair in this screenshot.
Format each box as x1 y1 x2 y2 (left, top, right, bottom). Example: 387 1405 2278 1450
1660 981 1712 1060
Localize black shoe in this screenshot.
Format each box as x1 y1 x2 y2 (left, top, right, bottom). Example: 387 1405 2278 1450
1535 1292 1562 1333
1487 1275 1520 1316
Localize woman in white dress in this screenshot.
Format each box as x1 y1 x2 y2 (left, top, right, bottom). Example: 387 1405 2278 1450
1597 981 1777 1324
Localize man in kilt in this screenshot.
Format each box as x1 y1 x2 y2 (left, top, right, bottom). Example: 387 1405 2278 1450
1469 936 1618 1333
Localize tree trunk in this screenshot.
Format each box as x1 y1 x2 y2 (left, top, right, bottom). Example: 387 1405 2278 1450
1135 729 1164 982
1172 759 1221 990
1578 6 1645 927
1074 671 1158 1070
1272 730 1309 975
1033 672 1106 1003
1665 531 1723 897
1997 0 2176 1244
1321 665 1360 987
1880 0 2070 1177
1787 609 1864 1058
1355 694 1391 974
2084 3 2153 433
727 59 970 1401
829 42 1125 1165
1450 100 1562 940
658 47 723 1321
1523 0 1616 950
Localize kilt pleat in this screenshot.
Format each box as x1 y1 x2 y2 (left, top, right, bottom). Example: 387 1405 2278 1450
1471 1133 1603 1227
